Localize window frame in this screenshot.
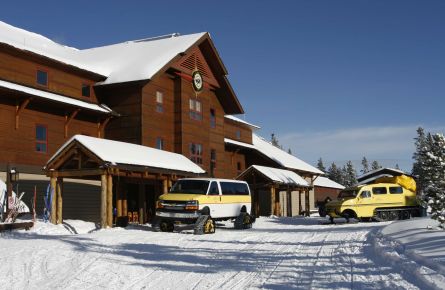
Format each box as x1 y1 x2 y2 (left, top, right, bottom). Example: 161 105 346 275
155 137 164 150
210 149 216 177
36 69 49 87
35 124 48 154
372 187 388 195
236 130 241 140
81 83 91 98
189 143 203 165
156 91 164 113
189 98 203 121
389 186 404 194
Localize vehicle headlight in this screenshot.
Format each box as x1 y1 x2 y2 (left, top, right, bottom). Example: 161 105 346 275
185 200 199 210
156 200 164 209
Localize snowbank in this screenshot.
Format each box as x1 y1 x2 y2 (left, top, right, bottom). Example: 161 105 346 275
26 219 98 235
372 218 445 290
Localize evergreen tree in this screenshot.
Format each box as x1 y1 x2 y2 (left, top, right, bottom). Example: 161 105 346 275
412 127 429 194
317 158 326 173
271 133 282 149
361 157 369 174
395 163 400 170
287 148 292 155
343 161 357 187
371 160 381 171
422 133 445 227
327 162 343 185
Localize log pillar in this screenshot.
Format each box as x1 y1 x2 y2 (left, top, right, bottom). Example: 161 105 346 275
116 179 122 219
299 190 303 215
107 174 113 227
50 176 57 224
287 188 292 217
163 179 168 195
138 183 145 224
275 190 280 216
100 174 107 228
56 177 63 224
270 186 275 216
305 190 310 217
122 185 128 218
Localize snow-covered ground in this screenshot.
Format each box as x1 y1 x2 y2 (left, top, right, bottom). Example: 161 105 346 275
0 216 442 289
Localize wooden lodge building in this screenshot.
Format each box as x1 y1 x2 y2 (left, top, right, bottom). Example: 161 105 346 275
0 21 325 227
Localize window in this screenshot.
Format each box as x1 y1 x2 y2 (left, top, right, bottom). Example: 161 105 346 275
389 187 403 194
156 91 163 113
210 109 216 128
360 191 371 198
169 180 210 194
208 181 220 195
36 70 48 86
372 187 387 194
36 124 47 153
81 84 91 97
220 182 250 195
237 162 242 174
189 143 203 164
189 98 202 121
210 149 216 177
236 130 241 140
156 137 164 150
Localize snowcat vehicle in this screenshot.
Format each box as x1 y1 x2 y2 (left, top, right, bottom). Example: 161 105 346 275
326 169 423 223
152 178 253 234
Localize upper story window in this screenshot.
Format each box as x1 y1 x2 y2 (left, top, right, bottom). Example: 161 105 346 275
156 137 164 150
210 149 216 177
189 98 202 121
81 84 91 97
36 124 48 153
190 143 203 165
156 91 164 113
237 162 242 175
236 130 241 140
210 109 216 128
36 70 48 87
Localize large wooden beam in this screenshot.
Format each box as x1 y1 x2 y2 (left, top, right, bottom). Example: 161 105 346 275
97 117 111 138
275 190 281 217
15 98 32 130
100 174 107 228
139 183 145 224
287 188 292 217
107 174 113 227
64 109 80 138
116 178 122 219
50 177 57 224
270 186 275 216
305 190 310 217
50 169 106 178
163 179 168 195
56 178 63 224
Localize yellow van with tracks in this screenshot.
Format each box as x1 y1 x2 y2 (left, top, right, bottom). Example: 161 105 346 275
326 175 421 222
153 178 253 234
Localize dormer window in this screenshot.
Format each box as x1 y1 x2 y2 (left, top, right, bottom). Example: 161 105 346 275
82 84 91 97
156 91 164 113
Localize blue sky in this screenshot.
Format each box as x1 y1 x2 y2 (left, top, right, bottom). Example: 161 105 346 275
2 0 444 171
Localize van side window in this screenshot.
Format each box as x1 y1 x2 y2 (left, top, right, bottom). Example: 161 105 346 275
389 186 403 194
208 182 220 195
360 190 371 198
220 182 249 195
372 187 387 194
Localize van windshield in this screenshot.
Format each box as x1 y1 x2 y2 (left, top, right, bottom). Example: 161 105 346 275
338 189 358 198
169 180 210 194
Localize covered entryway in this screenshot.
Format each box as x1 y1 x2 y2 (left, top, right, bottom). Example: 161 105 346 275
44 135 205 228
237 165 311 217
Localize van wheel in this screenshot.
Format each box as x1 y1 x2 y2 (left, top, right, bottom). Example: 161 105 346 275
235 212 252 229
160 221 174 232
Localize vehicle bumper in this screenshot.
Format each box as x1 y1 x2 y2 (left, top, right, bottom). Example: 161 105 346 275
156 210 200 219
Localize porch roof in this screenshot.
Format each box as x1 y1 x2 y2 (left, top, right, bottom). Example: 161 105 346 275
238 165 310 187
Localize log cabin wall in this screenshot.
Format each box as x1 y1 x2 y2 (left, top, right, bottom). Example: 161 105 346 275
223 118 253 145
0 48 102 103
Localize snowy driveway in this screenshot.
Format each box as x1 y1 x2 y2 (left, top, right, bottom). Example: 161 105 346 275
0 217 419 289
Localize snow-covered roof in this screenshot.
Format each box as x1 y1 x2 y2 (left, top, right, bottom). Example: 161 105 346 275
240 165 309 187
314 176 345 189
252 134 324 175
0 21 207 85
224 138 256 149
357 167 406 182
47 135 205 174
0 79 112 113
224 115 260 129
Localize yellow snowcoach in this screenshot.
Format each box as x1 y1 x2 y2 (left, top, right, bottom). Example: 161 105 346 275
326 169 423 223
152 178 253 234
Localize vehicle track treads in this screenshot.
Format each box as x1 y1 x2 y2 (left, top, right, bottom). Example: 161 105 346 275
194 215 209 235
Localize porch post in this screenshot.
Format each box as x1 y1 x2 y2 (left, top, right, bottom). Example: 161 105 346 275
100 174 107 228
107 174 113 227
50 177 57 224
270 186 275 216
56 177 63 224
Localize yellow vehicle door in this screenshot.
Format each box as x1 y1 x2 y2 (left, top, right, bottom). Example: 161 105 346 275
356 190 374 217
205 181 222 217
371 186 389 207
388 186 405 207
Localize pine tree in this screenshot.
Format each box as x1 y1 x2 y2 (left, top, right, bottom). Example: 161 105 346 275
422 133 445 227
371 160 381 171
271 133 282 149
361 157 369 174
317 158 326 173
343 161 357 187
395 164 400 170
412 127 429 194
327 163 343 185
287 148 292 155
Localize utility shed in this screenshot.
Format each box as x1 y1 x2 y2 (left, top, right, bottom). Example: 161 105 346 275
237 165 311 217
45 135 205 228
